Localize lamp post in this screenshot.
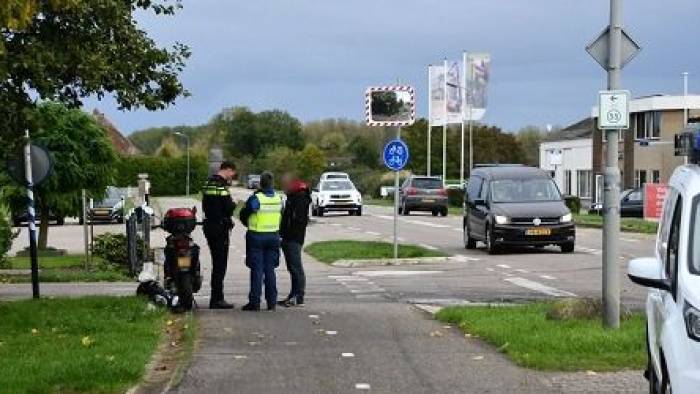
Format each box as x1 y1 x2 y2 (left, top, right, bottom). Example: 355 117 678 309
684 72 689 127
174 132 191 198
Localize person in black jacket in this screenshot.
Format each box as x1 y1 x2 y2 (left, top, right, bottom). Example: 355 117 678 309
278 173 312 307
202 161 237 309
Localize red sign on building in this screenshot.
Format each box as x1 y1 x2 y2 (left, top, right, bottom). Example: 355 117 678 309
644 183 669 220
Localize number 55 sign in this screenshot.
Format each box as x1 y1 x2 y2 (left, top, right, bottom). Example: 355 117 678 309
598 90 630 129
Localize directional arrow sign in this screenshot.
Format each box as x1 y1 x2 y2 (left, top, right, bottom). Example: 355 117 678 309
586 26 641 71
598 90 630 130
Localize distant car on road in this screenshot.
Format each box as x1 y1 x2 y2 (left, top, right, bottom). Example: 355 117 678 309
87 187 125 224
246 174 261 189
627 165 700 394
311 179 362 216
463 165 575 254
320 172 350 181
589 187 644 217
12 210 64 227
399 175 448 216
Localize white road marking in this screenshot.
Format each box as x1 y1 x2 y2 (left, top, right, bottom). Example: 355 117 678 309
330 223 342 227
539 274 556 280
452 228 463 232
365 231 381 236
620 237 639 243
328 275 369 281
350 288 386 294
504 277 576 297
355 270 443 277
496 264 511 269
452 254 481 262
342 352 355 358
485 267 495 272
355 383 371 390
308 315 320 319
419 243 439 251
578 246 601 255
404 219 449 228
325 330 338 335
374 214 394 220
347 227 361 231
515 269 529 273
355 294 382 299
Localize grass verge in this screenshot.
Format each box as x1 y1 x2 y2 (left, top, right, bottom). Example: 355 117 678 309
574 213 657 234
436 303 646 371
304 240 447 264
0 296 167 393
0 254 130 283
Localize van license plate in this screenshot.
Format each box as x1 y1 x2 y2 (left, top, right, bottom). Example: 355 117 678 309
526 228 551 236
423 199 435 203
177 256 191 268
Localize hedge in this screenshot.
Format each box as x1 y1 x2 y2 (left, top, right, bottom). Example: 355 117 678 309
113 155 209 196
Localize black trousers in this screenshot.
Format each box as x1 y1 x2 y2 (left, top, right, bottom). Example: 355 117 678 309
205 233 229 302
281 240 305 300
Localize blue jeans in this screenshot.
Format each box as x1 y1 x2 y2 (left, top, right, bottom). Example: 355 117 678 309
246 231 280 306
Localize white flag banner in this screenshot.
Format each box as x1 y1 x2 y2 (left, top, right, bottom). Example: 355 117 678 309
445 60 463 124
465 53 491 121
428 65 446 126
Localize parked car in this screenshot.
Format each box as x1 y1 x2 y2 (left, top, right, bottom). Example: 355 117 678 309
399 175 448 216
627 165 700 394
320 172 350 181
246 174 261 189
589 187 644 217
463 165 575 254
12 210 64 227
87 188 125 224
311 179 362 216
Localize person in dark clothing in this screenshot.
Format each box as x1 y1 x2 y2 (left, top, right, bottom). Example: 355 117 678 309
278 173 312 307
239 172 282 311
202 161 237 309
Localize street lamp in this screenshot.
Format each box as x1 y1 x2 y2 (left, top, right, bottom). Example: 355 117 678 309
174 132 190 198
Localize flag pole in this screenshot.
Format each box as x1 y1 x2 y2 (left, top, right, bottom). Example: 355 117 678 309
427 64 432 176
442 58 448 186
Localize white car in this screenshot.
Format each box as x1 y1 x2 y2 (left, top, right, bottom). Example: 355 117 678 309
319 171 350 181
628 164 700 394
311 179 362 216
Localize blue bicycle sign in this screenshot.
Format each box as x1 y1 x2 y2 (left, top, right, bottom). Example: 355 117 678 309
383 139 409 171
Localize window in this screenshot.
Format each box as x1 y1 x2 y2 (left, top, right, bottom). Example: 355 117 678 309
690 196 700 275
466 177 482 202
321 181 355 191
635 170 648 188
651 170 660 184
412 178 443 189
666 195 682 299
635 111 662 140
658 188 679 268
490 179 561 203
577 170 592 198
564 170 572 195
479 180 490 201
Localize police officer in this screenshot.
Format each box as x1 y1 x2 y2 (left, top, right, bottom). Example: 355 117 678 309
239 171 282 311
202 161 237 309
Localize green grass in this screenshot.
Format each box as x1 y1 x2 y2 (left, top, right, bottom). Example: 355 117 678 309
304 240 447 264
0 255 131 283
436 303 646 371
574 213 658 234
0 296 167 393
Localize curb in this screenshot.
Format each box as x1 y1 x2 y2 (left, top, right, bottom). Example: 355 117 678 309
331 256 451 268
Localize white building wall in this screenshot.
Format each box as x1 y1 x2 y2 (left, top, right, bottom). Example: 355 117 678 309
539 138 593 202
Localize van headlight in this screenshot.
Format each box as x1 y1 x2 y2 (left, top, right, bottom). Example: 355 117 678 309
494 215 509 225
684 301 700 341
560 213 573 223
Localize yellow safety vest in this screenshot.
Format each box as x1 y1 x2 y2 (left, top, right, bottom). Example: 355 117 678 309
248 192 282 233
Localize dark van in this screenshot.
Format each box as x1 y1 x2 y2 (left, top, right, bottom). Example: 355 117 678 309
463 165 575 254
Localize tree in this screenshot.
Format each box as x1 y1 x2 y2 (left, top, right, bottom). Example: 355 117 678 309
8 103 117 249
0 0 190 154
296 144 326 184
219 107 304 159
516 126 546 166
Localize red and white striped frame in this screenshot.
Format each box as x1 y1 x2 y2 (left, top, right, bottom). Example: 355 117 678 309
365 85 416 127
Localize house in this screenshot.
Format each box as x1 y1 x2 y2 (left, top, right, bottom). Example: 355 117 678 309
92 109 140 156
540 94 700 208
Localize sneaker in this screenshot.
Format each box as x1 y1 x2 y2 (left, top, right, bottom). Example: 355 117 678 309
210 300 234 310
281 298 297 308
277 297 292 306
241 303 260 311
267 303 276 311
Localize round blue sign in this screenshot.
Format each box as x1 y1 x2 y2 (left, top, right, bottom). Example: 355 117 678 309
383 139 410 171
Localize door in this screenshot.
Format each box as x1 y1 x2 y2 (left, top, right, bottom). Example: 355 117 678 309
466 176 483 236
471 179 490 239
621 188 644 217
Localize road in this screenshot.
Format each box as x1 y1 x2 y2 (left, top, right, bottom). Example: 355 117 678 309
2 194 649 392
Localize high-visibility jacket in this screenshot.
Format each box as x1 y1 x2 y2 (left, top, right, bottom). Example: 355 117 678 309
248 192 282 233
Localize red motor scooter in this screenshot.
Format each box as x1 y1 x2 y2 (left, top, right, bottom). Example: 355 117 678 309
161 207 202 312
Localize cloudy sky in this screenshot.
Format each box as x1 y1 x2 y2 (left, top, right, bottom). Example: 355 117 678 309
92 0 699 134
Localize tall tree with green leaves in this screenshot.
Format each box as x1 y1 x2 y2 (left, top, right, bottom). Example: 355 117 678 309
6 103 117 249
0 0 190 154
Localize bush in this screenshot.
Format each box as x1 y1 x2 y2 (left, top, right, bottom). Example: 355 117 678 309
447 188 465 208
92 232 143 270
113 155 209 196
564 195 581 214
0 195 18 267
346 166 384 198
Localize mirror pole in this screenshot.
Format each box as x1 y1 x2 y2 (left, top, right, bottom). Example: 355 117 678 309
394 125 402 261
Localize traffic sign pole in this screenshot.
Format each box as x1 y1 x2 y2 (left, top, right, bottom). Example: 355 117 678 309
24 130 40 299
394 126 401 261
603 0 623 329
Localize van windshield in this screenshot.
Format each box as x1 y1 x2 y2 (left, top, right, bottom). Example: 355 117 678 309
490 178 562 203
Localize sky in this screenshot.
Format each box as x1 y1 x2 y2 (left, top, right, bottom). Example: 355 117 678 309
91 0 700 134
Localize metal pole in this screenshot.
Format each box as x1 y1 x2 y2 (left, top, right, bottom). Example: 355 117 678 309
186 136 191 198
684 72 689 127
603 0 623 329
24 130 40 298
427 64 432 176
443 58 448 186
82 189 90 269
469 117 474 173
394 126 402 260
